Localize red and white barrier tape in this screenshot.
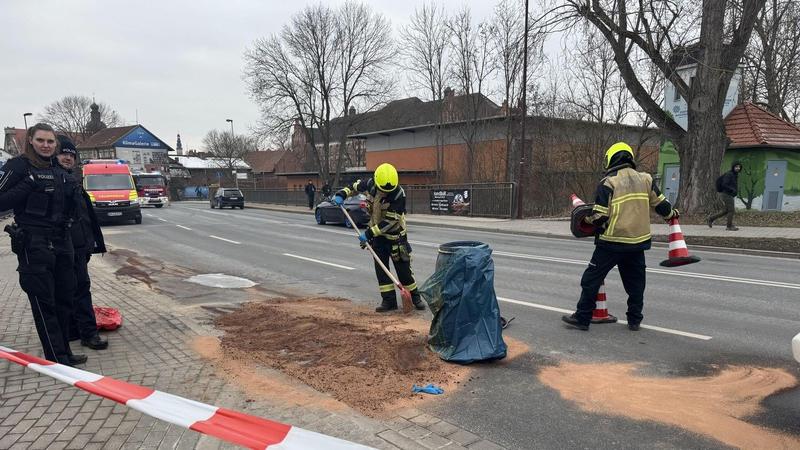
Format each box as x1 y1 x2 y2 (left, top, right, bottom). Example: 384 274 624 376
0 345 373 449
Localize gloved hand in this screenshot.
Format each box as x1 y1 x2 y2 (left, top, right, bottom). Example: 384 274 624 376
332 195 345 206
358 232 368 249
666 208 680 221
412 383 444 395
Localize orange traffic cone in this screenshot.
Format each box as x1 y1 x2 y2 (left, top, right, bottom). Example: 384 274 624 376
660 217 701 267
570 193 585 208
591 282 618 324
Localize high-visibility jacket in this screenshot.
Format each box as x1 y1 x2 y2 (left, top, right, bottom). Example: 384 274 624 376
336 178 407 241
586 163 675 251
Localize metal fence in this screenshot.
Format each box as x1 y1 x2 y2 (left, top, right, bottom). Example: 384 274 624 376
242 182 515 218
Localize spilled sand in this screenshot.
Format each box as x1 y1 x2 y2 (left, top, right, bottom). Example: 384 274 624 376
539 362 799 449
194 297 527 417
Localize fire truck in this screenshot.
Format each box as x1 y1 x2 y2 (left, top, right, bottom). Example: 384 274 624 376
132 171 169 208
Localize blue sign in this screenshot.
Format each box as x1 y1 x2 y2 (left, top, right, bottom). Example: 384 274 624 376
114 126 167 149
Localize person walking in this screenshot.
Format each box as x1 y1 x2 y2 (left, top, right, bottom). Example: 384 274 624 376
321 182 332 200
333 163 425 312
55 136 108 351
562 142 679 331
304 179 317 210
0 124 87 365
707 162 742 231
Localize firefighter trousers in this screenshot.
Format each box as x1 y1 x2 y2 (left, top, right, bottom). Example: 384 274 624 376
16 232 77 364
372 237 418 304
575 246 646 326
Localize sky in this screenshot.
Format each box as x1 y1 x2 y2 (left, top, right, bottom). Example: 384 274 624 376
2 0 505 152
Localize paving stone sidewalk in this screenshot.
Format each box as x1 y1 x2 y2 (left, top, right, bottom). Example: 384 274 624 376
0 229 505 449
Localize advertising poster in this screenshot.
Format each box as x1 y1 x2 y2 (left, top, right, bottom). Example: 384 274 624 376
430 189 471 215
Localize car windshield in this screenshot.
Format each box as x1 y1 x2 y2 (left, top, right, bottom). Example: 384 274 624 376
346 194 367 203
134 175 165 188
223 190 243 197
85 174 134 191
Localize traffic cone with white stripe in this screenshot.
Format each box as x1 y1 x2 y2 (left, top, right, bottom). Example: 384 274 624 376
660 217 701 267
591 282 618 324
570 193 584 208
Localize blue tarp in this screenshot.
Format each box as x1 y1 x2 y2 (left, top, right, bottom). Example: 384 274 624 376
420 241 507 364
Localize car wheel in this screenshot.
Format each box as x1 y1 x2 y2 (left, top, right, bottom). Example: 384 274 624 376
155 204 163 208
134 216 142 224
240 205 244 209
315 209 326 225
344 216 353 228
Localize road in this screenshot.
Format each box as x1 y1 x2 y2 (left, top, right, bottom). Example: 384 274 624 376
104 202 800 449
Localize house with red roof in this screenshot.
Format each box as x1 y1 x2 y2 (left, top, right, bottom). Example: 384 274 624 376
659 102 800 211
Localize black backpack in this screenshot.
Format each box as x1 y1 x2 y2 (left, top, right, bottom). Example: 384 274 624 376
715 174 724 193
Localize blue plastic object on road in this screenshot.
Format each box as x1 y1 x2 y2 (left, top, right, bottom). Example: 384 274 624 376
420 241 507 364
412 384 444 395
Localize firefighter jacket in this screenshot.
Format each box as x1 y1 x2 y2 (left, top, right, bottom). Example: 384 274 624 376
336 178 407 242
586 163 675 252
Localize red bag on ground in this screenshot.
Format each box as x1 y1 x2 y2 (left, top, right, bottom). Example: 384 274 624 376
94 306 123 331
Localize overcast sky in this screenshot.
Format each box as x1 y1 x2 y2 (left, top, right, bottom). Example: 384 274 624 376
2 0 509 151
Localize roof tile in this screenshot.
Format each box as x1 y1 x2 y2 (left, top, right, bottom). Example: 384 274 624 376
725 102 800 148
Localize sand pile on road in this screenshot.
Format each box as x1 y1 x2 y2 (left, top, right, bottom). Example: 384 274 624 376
211 297 473 416
539 362 799 449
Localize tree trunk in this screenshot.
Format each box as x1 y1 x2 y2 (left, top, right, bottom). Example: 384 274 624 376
677 110 728 213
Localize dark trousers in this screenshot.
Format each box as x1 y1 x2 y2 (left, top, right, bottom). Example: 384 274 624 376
709 193 736 227
16 233 76 363
575 246 646 326
372 238 419 304
307 194 314 209
70 250 99 341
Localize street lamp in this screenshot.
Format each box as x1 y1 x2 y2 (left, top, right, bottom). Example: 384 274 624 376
225 119 239 189
23 113 32 130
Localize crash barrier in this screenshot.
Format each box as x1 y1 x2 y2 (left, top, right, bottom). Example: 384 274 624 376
420 241 507 363
241 182 515 218
0 345 373 450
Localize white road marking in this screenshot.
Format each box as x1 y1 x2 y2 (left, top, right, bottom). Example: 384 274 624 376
209 235 241 245
145 213 155 217
497 297 712 341
176 225 192 231
282 253 355 270
157 217 167 222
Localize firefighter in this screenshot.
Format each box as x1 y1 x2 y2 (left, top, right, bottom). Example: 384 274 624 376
0 123 86 365
55 136 108 350
562 142 679 331
333 163 425 312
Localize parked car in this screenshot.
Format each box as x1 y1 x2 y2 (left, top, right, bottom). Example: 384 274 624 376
315 194 369 228
211 188 245 209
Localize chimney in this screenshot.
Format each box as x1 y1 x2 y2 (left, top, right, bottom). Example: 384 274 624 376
348 106 356 116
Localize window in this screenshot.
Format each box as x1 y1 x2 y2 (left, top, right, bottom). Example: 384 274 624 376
84 174 134 190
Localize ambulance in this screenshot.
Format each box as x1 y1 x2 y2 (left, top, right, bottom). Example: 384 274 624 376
82 160 142 224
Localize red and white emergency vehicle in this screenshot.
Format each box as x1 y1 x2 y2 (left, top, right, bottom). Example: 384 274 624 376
132 171 169 208
81 160 142 224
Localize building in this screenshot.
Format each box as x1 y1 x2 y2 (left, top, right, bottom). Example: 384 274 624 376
172 155 251 192
243 150 288 189
77 125 173 172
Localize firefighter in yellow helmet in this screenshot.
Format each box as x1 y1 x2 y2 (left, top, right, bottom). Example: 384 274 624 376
333 163 425 312
562 142 679 331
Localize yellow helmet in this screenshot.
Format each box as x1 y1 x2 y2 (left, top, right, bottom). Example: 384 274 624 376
604 142 634 168
374 163 398 192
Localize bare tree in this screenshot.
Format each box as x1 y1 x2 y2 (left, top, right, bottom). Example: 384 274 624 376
245 2 392 187
743 0 800 121
400 2 452 183
38 95 121 142
203 130 255 173
447 7 497 182
542 0 765 213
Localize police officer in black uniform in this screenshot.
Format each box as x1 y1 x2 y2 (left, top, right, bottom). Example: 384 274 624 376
55 136 108 350
0 123 86 365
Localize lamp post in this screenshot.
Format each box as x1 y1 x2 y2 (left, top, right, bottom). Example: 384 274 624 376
23 113 32 130
225 119 239 189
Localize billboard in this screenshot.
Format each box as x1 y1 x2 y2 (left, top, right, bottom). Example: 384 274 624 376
430 189 471 215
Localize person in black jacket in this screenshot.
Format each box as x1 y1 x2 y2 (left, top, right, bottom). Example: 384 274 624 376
708 161 742 231
304 179 316 209
0 123 86 366
55 136 108 350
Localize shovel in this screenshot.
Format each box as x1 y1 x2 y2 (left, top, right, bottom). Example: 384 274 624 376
339 204 413 313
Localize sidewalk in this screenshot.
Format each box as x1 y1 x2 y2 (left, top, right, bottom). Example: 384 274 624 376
0 219 504 449
240 202 800 242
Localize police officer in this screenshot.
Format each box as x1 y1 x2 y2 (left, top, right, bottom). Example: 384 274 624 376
0 123 86 365
333 163 425 312
562 142 679 331
55 136 108 350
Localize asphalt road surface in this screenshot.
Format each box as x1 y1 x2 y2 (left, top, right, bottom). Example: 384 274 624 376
103 202 800 449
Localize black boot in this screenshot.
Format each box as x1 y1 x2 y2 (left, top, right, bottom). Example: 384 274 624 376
67 354 88 366
411 293 425 310
81 335 108 350
375 297 398 313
